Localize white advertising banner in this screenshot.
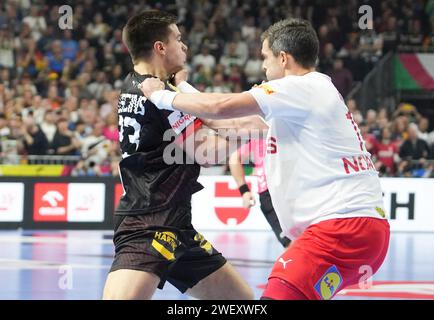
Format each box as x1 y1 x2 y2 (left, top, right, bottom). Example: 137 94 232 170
67 183 105 222
380 178 434 232
0 183 24 222
192 176 271 231
192 176 434 232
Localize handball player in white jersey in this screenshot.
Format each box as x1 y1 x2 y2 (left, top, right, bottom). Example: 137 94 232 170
139 18 390 300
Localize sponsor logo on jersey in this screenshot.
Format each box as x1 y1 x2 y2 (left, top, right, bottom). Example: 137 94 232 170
314 265 343 300
258 84 276 95
168 111 196 135
375 207 386 218
341 155 376 174
194 232 213 255
152 231 179 261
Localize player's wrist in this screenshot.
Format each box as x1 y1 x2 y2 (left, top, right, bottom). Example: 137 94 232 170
177 81 199 93
149 90 178 111
239 184 250 195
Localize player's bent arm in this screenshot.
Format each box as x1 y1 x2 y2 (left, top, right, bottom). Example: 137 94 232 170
175 81 267 131
140 77 264 119
203 115 269 131
172 92 263 119
143 83 264 120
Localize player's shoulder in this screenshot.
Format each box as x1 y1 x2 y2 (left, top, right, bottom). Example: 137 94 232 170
120 72 148 95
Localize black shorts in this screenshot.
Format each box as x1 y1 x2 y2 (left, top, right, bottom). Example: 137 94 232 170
109 202 226 293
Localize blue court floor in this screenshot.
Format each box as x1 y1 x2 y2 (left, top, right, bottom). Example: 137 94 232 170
0 230 433 300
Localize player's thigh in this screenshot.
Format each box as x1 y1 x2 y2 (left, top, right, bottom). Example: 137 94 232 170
103 269 160 300
186 262 254 300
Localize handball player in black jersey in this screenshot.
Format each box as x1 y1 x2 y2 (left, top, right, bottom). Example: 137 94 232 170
102 10 253 300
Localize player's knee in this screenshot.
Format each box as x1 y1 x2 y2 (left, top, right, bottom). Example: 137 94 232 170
236 284 254 300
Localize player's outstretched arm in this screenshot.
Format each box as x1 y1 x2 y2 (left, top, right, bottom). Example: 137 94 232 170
174 80 268 131
139 77 264 120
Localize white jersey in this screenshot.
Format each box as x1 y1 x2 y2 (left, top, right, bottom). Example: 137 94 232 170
248 72 386 240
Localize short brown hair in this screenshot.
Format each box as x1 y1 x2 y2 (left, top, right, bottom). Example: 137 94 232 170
122 10 177 63
262 18 319 68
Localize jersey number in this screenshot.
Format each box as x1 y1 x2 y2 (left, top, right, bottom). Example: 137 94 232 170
346 111 365 151
119 115 141 153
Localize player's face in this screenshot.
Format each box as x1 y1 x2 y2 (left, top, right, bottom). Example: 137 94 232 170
163 24 188 75
261 38 285 81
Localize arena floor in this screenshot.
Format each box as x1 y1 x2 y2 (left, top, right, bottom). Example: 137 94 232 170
0 230 433 300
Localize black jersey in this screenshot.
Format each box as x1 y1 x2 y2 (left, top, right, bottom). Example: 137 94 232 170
115 71 203 215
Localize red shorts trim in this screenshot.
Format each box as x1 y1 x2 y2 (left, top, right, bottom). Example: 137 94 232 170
264 217 390 300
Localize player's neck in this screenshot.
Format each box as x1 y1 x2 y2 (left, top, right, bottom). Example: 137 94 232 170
133 61 169 81
284 67 315 77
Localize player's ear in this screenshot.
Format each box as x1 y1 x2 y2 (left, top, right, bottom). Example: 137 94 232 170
279 51 288 67
153 41 166 56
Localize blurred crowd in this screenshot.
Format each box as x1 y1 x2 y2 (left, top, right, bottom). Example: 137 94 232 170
0 0 434 177
348 100 434 178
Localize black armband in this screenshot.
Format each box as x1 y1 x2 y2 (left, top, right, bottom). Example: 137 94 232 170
238 184 250 195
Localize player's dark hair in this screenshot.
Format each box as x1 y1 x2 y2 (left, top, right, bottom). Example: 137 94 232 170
261 18 319 68
122 10 177 63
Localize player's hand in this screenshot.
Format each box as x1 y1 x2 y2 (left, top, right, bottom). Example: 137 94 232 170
242 191 255 208
173 68 189 85
139 78 165 98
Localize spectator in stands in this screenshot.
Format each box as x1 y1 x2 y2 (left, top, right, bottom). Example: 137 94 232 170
40 110 57 145
0 26 15 69
230 31 249 64
318 42 335 74
45 40 65 74
103 113 119 142
329 58 353 97
99 90 118 120
205 72 231 93
393 102 421 124
109 64 124 90
392 115 409 144
366 109 382 139
399 124 431 162
201 23 224 60
43 84 62 110
241 16 256 42
61 30 78 61
0 113 10 141
244 47 264 88
22 117 48 155
88 71 112 102
417 117 430 142
0 68 12 89
381 16 399 53
192 45 216 75
359 121 377 154
23 5 46 42
220 42 245 75
50 118 80 156
85 13 110 45
374 126 400 176
359 25 383 63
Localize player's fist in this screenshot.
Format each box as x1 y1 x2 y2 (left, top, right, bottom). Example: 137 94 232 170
242 191 255 208
139 77 165 98
173 68 189 85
